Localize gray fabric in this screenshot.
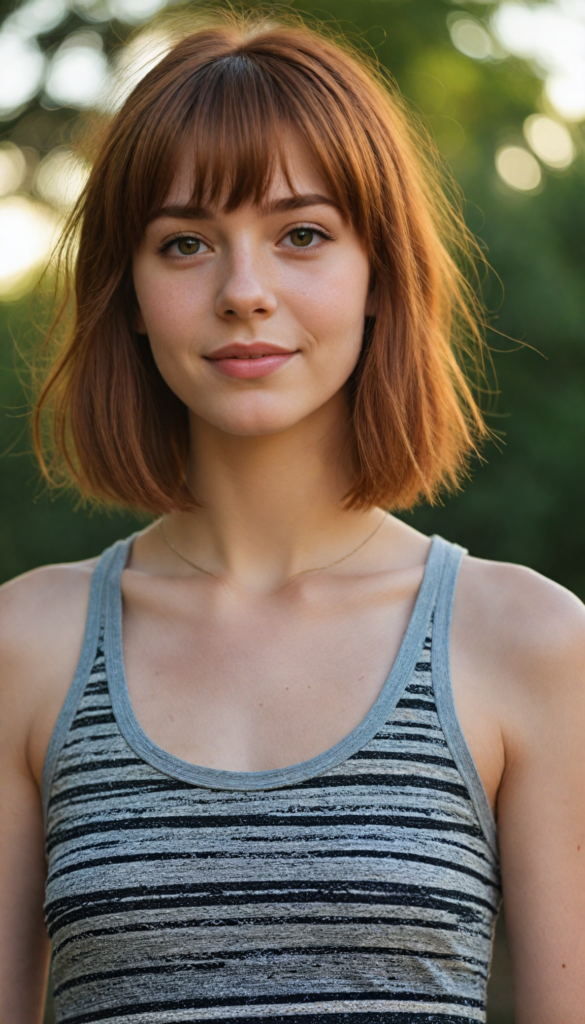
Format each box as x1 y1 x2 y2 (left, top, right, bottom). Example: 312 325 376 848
432 544 498 856
41 540 123 824
106 535 449 791
43 532 500 1024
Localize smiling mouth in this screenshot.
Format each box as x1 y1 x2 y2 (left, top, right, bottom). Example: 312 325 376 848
207 343 296 360
206 346 297 379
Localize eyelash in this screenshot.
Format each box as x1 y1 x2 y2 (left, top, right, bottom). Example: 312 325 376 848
157 234 204 256
157 224 335 257
280 225 335 248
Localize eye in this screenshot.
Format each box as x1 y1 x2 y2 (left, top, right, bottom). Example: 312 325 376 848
160 234 209 257
289 227 315 248
177 236 202 255
281 225 333 250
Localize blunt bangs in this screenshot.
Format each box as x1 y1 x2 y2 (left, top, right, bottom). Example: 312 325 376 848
123 41 370 246
178 55 293 215
34 13 488 515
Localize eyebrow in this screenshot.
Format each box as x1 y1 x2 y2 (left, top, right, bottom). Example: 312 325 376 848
147 193 339 224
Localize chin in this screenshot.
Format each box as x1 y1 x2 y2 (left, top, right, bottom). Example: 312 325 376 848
193 394 314 438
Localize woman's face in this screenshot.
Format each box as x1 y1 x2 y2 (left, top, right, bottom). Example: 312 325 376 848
133 135 371 438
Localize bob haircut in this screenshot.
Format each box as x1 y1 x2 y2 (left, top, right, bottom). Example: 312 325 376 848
34 11 487 514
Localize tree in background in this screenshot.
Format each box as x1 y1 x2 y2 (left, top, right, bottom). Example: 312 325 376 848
0 0 583 600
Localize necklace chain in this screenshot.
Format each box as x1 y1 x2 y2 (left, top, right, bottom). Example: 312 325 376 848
159 510 388 583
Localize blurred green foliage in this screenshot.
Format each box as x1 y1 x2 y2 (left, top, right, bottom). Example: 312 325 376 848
1 0 584 598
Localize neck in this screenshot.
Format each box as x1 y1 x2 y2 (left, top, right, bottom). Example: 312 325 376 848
167 393 383 591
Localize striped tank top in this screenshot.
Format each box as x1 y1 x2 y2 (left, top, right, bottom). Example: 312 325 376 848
43 534 501 1024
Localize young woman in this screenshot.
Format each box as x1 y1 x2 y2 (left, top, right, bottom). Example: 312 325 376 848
1 14 584 1024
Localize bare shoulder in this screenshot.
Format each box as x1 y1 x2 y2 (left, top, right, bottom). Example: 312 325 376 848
453 554 585 715
0 558 99 783
0 558 98 662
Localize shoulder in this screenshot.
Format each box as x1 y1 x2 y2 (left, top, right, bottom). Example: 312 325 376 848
0 558 99 782
456 555 585 670
0 558 98 660
453 554 585 735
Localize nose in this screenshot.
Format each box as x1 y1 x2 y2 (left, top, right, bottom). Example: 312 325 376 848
215 243 277 321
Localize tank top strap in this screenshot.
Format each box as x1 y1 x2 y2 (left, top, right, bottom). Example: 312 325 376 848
41 534 136 824
430 534 498 856
430 535 467 628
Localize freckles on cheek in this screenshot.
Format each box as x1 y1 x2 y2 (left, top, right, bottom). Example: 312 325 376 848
140 285 197 348
135 256 206 338
301 261 369 339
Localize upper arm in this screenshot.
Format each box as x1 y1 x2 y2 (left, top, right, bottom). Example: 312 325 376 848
0 563 94 1022
0 718 50 1023
497 581 585 1023
455 559 585 1023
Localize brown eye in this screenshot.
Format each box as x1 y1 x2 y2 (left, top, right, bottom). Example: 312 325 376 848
289 227 314 247
177 236 201 255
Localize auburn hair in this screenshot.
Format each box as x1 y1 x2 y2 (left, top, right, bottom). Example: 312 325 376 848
34 10 488 514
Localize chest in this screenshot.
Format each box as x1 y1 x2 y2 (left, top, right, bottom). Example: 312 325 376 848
122 571 420 772
44 641 501 1023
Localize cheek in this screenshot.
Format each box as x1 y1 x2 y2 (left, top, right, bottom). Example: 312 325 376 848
133 268 207 406
135 280 202 345
293 252 370 365
133 251 210 347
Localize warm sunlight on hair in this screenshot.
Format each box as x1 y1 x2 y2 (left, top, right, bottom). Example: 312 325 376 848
34 9 488 515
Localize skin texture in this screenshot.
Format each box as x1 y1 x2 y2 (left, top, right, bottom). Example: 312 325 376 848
1 136 585 1022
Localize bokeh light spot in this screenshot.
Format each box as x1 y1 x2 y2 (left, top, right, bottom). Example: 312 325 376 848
496 145 542 192
0 33 45 118
492 3 537 58
545 73 585 122
448 15 494 61
34 147 90 210
524 115 575 168
109 0 168 26
493 1 585 123
0 143 27 196
4 0 68 39
0 195 59 299
45 33 109 108
104 25 172 111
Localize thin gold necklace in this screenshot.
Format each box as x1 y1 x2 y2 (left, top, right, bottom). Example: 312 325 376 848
159 510 388 583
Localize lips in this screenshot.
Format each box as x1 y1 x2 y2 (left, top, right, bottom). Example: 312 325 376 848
206 342 298 380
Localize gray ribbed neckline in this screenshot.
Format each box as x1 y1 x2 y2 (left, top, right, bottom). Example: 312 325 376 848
41 531 498 857
103 533 450 792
